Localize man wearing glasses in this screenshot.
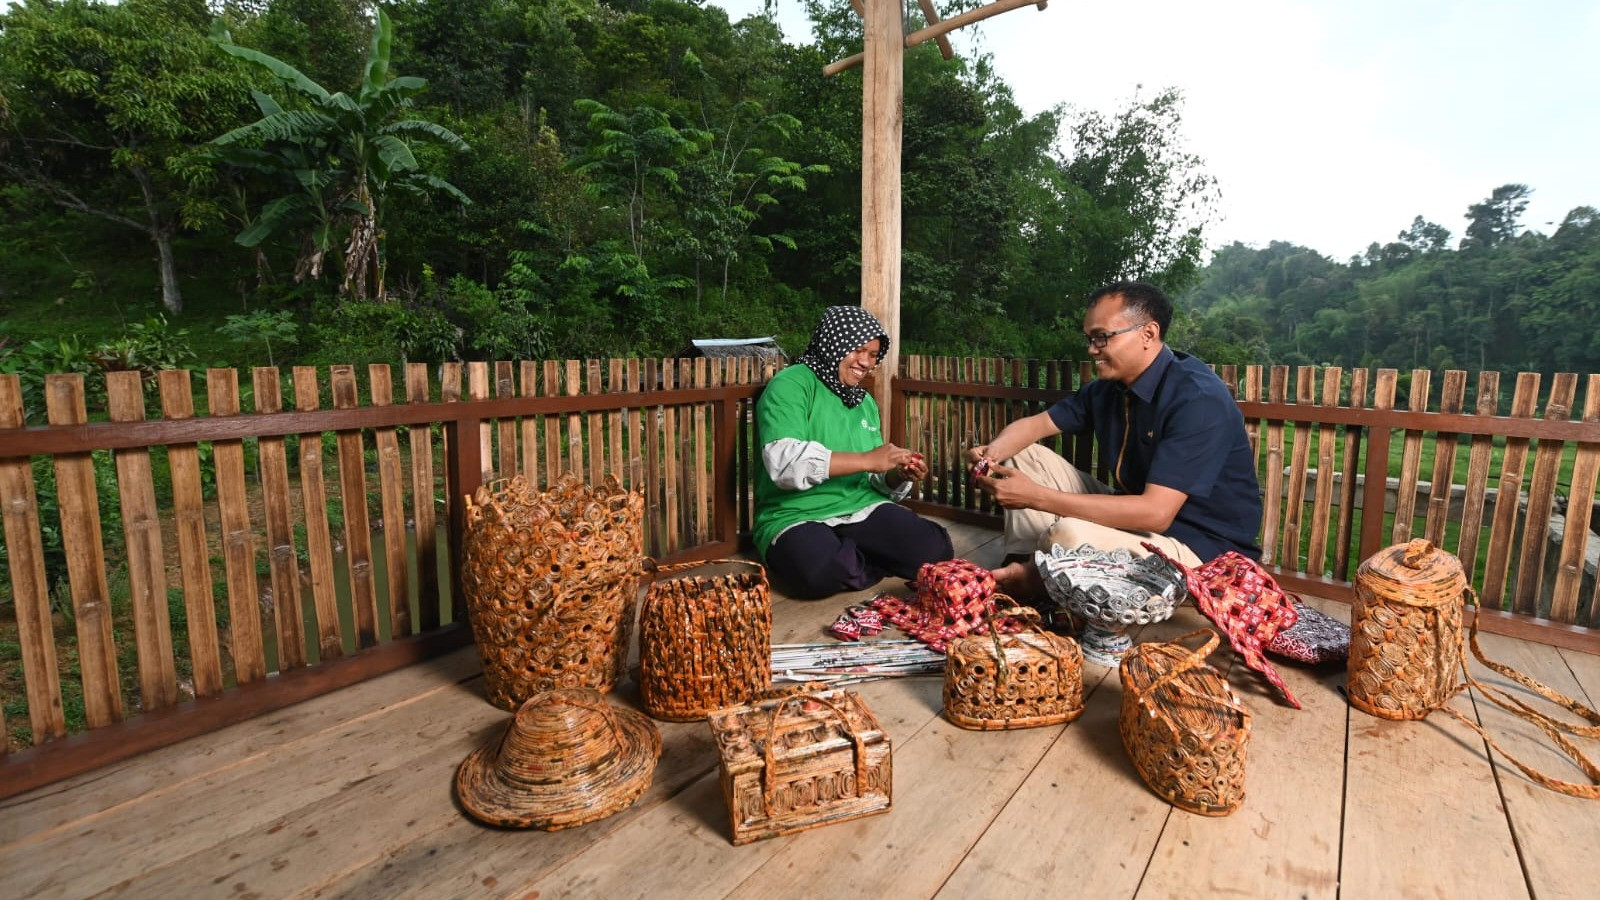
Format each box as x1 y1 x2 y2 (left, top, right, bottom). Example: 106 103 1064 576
970 280 1262 597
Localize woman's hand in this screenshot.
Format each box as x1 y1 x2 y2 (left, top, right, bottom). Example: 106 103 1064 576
828 442 926 482
889 449 928 486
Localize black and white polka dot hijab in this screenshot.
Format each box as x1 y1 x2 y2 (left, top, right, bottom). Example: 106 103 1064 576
796 306 890 408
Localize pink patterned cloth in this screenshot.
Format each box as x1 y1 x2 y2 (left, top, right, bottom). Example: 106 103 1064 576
868 559 1021 652
1146 544 1302 709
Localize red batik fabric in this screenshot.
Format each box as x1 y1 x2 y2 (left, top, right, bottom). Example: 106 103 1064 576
868 558 1021 652
1145 544 1303 709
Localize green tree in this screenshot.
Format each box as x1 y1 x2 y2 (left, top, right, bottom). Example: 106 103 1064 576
224 0 372 93
0 0 257 314
1462 183 1531 251
677 49 829 308
1400 215 1452 254
211 8 471 300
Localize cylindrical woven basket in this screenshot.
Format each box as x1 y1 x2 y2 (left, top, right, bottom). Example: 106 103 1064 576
1119 630 1251 816
943 608 1084 730
638 558 772 722
1347 539 1466 721
461 474 644 710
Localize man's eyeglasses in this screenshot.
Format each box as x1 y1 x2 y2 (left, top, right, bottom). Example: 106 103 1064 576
1084 322 1147 350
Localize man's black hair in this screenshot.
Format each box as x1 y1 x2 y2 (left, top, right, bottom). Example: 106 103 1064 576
1088 281 1173 339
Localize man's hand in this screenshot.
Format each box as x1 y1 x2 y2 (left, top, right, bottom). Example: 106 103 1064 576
973 462 1041 509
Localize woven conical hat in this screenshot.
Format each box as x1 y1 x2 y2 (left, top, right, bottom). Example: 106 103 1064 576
455 688 662 830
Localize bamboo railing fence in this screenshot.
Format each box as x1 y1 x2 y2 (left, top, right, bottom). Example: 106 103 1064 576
4 353 1600 798
893 358 1600 651
0 358 769 797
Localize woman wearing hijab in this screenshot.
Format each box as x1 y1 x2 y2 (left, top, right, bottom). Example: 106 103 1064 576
754 306 955 598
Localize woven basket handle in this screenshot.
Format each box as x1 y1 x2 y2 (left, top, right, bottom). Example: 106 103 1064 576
1139 629 1222 697
1460 596 1600 738
1425 597 1600 799
760 693 868 815
976 605 1062 686
1131 630 1250 736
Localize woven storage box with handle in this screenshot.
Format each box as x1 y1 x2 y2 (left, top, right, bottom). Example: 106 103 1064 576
1119 630 1252 816
638 558 772 722
461 474 643 710
708 690 891 845
944 607 1085 730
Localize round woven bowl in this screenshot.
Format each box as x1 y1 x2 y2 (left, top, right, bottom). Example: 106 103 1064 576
455 687 662 830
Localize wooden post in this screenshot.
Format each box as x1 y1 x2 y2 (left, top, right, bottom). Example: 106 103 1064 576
862 0 904 433
838 0 1049 432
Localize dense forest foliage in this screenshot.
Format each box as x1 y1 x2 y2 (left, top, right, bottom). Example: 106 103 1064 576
2 0 1597 394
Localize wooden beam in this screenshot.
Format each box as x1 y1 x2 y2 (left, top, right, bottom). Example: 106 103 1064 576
916 0 955 60
826 0 1050 75
861 0 904 432
907 0 1048 47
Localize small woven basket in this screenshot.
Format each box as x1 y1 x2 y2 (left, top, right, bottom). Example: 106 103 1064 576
460 474 644 710
1347 539 1464 721
1119 630 1252 816
943 607 1085 730
638 558 772 722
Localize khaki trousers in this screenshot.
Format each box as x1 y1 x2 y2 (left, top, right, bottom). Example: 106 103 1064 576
1001 444 1203 568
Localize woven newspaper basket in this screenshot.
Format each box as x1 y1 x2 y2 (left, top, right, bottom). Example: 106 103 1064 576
1348 539 1600 799
638 558 772 722
708 690 892 845
454 688 662 830
461 474 644 710
944 607 1085 730
1347 539 1464 720
1119 630 1252 816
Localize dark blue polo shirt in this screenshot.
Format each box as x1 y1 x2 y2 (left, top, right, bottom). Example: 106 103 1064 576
1045 346 1262 561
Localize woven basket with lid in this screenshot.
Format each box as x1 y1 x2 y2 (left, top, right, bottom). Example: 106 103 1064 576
1347 539 1466 721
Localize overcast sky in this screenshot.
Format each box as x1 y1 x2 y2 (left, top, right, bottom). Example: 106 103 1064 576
707 0 1600 262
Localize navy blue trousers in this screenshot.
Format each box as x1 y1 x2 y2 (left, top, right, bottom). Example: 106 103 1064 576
764 503 954 600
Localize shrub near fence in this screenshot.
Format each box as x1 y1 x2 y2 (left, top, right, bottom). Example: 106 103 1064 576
0 358 770 798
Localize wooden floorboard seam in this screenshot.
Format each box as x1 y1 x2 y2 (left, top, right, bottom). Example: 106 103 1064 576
931 662 1122 900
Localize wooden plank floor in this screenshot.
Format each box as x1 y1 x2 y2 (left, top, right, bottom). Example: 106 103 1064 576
4 520 1599 899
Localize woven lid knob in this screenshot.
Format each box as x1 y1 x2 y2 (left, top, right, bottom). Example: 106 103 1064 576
1401 538 1435 569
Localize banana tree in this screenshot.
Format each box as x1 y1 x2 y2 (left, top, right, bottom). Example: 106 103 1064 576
210 9 469 300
